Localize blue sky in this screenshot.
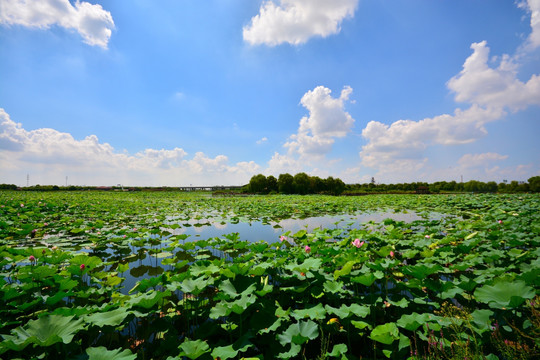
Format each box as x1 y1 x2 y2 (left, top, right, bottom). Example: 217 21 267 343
1 0 539 186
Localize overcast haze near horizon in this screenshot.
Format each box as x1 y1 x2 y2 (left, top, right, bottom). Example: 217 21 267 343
0 0 539 187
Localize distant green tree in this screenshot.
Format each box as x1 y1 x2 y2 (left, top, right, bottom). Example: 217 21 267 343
328 177 345 195
528 176 540 192
293 173 310 194
278 173 294 194
249 174 267 193
0 184 17 190
266 175 278 193
486 181 498 193
464 180 480 192
310 176 325 193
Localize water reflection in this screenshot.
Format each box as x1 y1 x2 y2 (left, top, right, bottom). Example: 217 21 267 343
170 211 427 243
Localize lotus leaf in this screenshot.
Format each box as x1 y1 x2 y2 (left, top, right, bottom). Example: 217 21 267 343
179 339 210 359
1 315 84 351
473 280 535 308
86 346 136 360
278 320 319 346
369 322 399 345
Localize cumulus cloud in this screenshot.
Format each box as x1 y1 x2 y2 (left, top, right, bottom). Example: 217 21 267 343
518 0 540 50
243 0 358 46
266 152 303 175
285 85 354 159
360 105 504 170
458 152 509 168
447 41 540 111
256 137 268 144
359 2 540 179
0 0 114 48
0 109 259 186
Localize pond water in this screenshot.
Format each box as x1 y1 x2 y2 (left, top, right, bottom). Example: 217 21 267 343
169 210 428 243
23 210 447 295
115 210 440 294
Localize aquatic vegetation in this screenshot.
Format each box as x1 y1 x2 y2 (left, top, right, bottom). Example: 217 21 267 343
0 191 538 359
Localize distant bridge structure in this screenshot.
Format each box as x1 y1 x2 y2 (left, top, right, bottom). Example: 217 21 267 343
176 185 244 191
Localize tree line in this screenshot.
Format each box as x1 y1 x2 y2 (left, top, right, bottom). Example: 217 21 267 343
247 175 540 195
1 176 538 194
247 173 346 195
345 176 540 194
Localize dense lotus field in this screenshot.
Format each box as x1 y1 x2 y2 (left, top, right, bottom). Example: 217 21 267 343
0 191 538 360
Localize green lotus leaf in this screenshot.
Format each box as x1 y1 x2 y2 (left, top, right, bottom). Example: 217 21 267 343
29 265 57 281
84 308 131 328
351 272 377 286
333 261 356 280
277 343 301 359
323 280 345 294
325 304 370 319
179 339 210 359
326 343 348 358
219 279 240 298
470 309 494 334
351 320 371 331
291 303 326 320
210 338 253 360
1 315 84 351
397 312 432 331
189 262 220 276
179 276 213 296
473 280 535 308
401 263 443 280
209 302 231 319
70 254 102 269
126 290 171 309
230 293 257 314
86 346 136 360
155 251 174 258
398 333 411 351
278 320 319 346
369 322 399 345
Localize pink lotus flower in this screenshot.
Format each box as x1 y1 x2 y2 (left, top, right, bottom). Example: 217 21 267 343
425 235 430 238
389 251 395 258
352 238 364 248
305 245 311 253
80 264 86 270
280 235 287 242
51 246 58 251
29 255 35 262
20 203 24 207
498 220 503 224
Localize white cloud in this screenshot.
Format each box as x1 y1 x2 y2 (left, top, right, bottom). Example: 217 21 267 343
0 109 259 186
256 137 268 144
458 152 509 168
0 0 114 48
518 0 540 50
359 2 540 181
266 152 302 175
285 85 354 159
360 105 504 171
447 41 540 111
243 0 358 46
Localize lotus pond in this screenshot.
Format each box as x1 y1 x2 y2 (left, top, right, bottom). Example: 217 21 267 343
0 191 538 359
